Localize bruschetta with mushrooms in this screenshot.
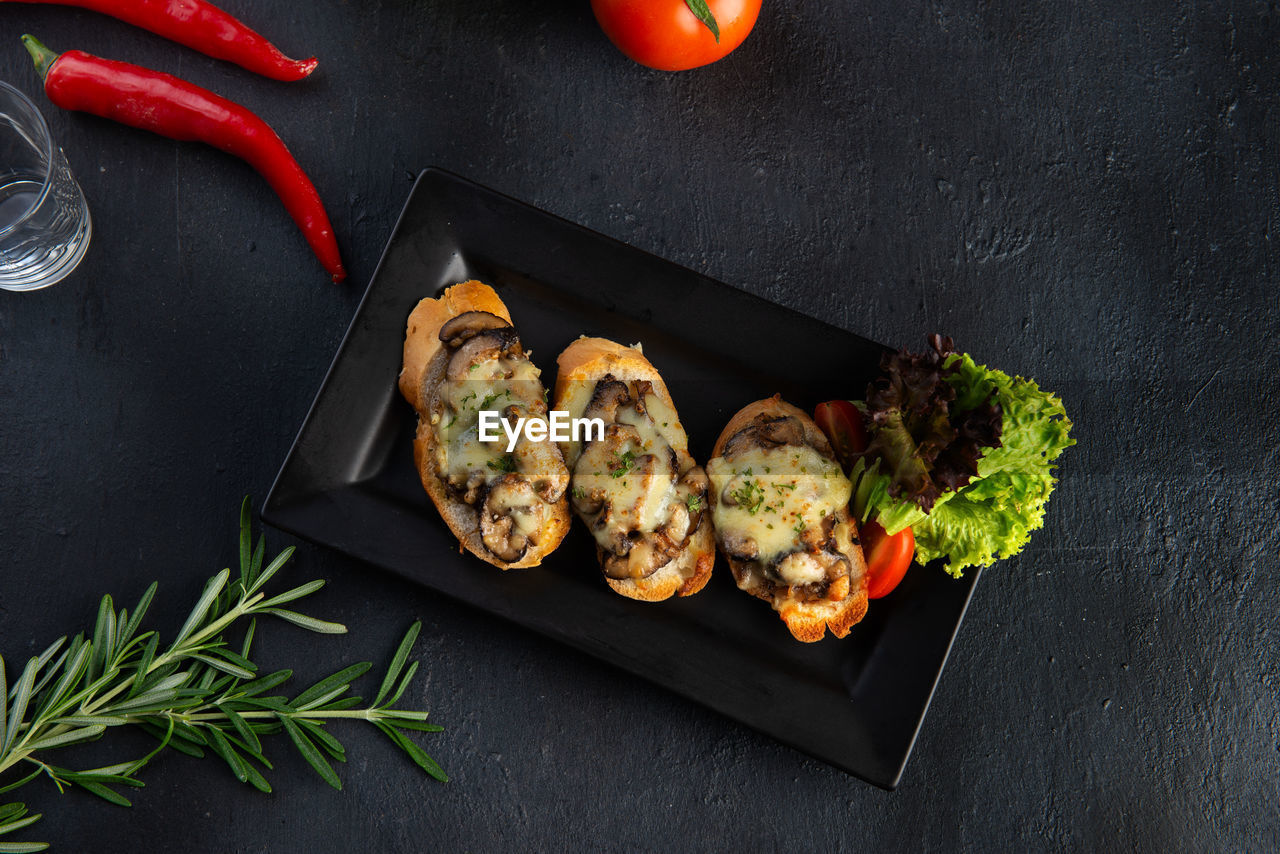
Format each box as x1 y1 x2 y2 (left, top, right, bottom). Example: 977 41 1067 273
707 396 869 641
553 338 714 601
399 280 571 569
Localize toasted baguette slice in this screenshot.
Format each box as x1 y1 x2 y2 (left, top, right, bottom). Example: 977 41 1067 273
399 280 571 569
553 337 714 601
708 396 868 641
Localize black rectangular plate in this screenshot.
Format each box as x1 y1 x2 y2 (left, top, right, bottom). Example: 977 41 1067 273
263 168 979 790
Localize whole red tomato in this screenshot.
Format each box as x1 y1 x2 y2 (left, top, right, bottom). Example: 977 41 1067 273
590 0 762 71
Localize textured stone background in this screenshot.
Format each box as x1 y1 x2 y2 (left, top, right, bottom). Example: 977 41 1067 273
1 0 1277 850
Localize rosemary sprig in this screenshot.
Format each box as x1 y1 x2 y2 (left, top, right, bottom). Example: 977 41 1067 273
0 499 446 852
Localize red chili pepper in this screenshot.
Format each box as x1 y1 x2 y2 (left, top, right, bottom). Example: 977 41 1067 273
23 35 346 283
4 0 317 81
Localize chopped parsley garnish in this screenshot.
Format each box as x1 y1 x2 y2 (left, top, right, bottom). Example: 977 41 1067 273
730 479 766 515
571 485 587 500
459 391 477 408
792 519 807 535
686 494 702 513
487 455 516 473
610 450 636 478
772 482 797 494
478 389 511 411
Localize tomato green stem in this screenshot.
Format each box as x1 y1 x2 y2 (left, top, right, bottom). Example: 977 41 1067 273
683 0 721 42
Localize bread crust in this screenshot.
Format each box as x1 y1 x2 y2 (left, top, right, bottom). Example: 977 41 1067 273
710 396 869 641
553 337 714 601
399 280 570 570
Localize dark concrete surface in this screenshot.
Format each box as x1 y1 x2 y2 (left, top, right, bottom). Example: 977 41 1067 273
1 0 1277 850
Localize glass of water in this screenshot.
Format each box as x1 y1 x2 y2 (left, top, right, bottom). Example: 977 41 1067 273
0 80 91 292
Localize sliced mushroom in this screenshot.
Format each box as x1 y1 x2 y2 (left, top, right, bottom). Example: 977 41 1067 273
581 377 632 428
438 310 511 347
445 470 488 506
659 501 691 545
480 475 540 563
721 414 808 458
571 485 605 517
445 328 521 381
720 531 759 561
510 416 570 502
631 380 653 416
601 532 676 580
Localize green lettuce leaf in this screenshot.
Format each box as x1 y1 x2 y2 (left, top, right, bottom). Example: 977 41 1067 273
858 349 1074 577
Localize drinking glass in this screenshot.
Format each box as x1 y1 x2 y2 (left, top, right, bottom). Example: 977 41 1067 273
0 79 91 292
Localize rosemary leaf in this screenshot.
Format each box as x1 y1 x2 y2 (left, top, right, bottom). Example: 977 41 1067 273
279 717 341 790
173 569 230 648
390 720 445 733
379 661 419 711
126 635 159 699
247 548 295 597
216 704 261 755
25 638 67 695
47 715 127 727
31 644 92 723
0 813 42 836
238 498 253 584
3 658 38 755
204 727 248 784
0 841 51 853
219 733 272 770
290 663 371 709
315 697 363 712
72 781 131 808
260 609 345 635
242 760 272 794
121 583 158 648
230 670 292 698
375 723 448 783
295 719 345 762
249 535 265 582
0 771 41 797
87 597 114 684
22 645 70 709
22 725 105 753
374 622 421 707
239 619 257 660
190 654 255 681
257 579 326 610
205 647 257 673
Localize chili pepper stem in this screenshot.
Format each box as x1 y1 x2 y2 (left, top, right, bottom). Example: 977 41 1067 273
21 34 59 81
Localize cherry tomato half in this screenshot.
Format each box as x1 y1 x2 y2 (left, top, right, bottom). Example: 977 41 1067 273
590 0 762 71
861 518 915 599
813 399 867 469
814 400 915 598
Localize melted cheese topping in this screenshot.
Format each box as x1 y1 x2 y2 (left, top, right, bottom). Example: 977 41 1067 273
706 445 850 563
433 355 545 489
572 388 684 551
559 377 687 468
